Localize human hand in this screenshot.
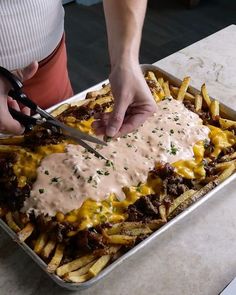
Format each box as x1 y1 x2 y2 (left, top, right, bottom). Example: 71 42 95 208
92 62 157 137
0 62 38 134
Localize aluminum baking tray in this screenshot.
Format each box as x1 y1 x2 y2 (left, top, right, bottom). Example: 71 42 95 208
0 64 236 290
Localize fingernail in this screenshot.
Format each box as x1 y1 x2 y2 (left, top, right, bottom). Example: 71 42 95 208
106 126 117 137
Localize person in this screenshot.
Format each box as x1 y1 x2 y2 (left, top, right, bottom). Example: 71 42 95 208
0 0 156 138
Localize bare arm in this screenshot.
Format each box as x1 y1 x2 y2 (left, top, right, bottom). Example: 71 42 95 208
93 0 156 137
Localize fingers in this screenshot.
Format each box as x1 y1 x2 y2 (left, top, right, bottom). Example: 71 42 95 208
0 96 24 134
12 61 38 82
105 98 129 137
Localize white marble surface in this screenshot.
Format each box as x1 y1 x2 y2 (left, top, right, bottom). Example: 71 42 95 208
1 25 236 295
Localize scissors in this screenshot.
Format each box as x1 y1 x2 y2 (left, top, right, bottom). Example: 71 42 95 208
0 66 107 159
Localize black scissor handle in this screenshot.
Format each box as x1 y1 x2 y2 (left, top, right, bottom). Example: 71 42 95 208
0 66 23 91
8 90 37 111
9 107 37 131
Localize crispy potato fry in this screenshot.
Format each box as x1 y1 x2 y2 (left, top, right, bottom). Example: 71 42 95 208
88 95 113 109
170 86 194 100
56 253 96 277
0 145 21 153
159 204 167 221
177 76 191 101
219 118 236 129
163 81 171 97
105 234 136 245
65 273 92 283
219 152 236 162
17 223 34 242
34 233 48 254
146 219 166 230
217 163 235 183
167 189 196 216
41 239 57 259
86 83 111 99
0 136 24 145
106 221 145 235
47 243 65 273
64 260 96 281
5 212 21 233
51 103 70 117
215 160 236 170
88 255 111 277
210 100 220 120
201 83 212 107
195 94 203 112
158 77 164 88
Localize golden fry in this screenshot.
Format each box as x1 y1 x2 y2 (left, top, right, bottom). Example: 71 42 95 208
86 83 111 99
88 255 111 277
17 223 34 242
34 233 48 254
177 76 191 101
219 118 236 130
56 254 96 277
51 103 70 117
170 86 194 100
195 94 203 112
5 212 21 233
105 234 136 245
210 100 220 121
163 81 171 97
64 260 95 281
201 83 211 107
41 239 57 259
167 189 196 216
47 243 65 273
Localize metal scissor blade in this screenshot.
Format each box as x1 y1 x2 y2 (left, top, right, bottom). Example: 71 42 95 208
46 119 107 146
68 135 107 160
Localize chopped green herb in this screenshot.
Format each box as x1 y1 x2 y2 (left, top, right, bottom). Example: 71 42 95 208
126 143 132 148
170 129 174 135
168 142 179 155
97 170 104 175
104 171 110 176
68 187 74 192
44 170 49 175
124 167 128 170
87 176 93 183
174 117 179 121
39 189 44 194
105 160 114 167
51 177 61 183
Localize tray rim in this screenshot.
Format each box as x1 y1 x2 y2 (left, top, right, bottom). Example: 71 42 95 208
1 64 236 290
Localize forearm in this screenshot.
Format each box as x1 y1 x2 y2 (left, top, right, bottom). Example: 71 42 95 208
103 0 147 67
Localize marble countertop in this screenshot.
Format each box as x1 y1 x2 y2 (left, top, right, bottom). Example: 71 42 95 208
1 25 236 295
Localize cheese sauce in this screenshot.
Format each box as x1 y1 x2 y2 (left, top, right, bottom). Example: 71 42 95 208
22 98 210 216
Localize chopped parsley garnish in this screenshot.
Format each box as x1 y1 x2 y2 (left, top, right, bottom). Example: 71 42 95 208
97 170 104 175
39 189 44 194
126 143 132 148
51 177 61 183
44 170 49 175
170 129 174 135
87 176 93 183
168 142 179 155
124 167 128 170
174 116 179 121
68 187 74 192
104 171 110 176
105 160 114 168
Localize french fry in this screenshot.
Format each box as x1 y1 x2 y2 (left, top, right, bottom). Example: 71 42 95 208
89 95 113 109
0 136 24 145
106 221 145 235
158 77 164 88
34 233 48 254
41 239 57 259
195 94 203 111
47 243 65 273
105 234 136 245
215 160 236 170
217 163 235 183
51 103 70 117
5 212 21 233
163 81 171 97
167 189 196 216
86 83 111 99
210 100 220 120
88 255 111 277
219 118 236 130
56 253 96 277
201 83 212 107
159 204 167 221
64 260 95 281
177 76 191 101
17 223 34 242
219 152 236 162
146 219 166 230
170 86 194 100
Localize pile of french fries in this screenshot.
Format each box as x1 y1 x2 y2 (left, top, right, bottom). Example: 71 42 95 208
0 70 236 284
